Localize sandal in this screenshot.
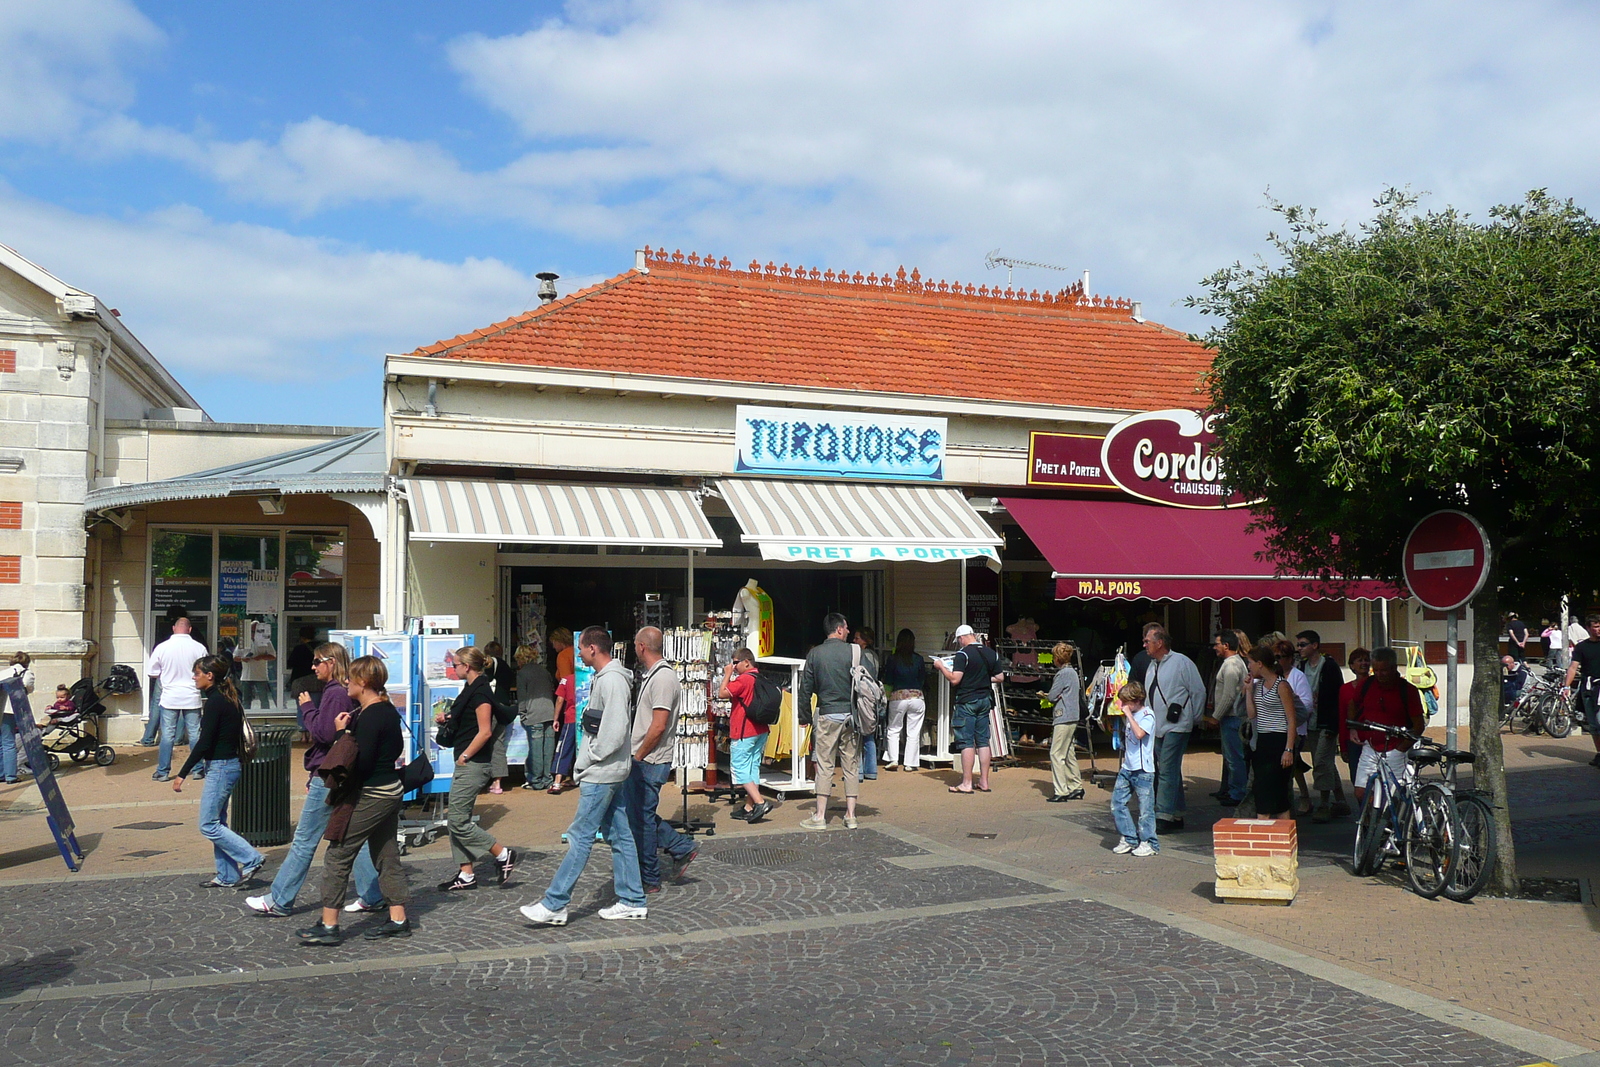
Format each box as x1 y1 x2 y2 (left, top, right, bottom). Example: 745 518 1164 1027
974 785 992 792
948 785 974 794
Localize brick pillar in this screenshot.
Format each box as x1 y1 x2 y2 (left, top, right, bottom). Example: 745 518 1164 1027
1213 817 1299 905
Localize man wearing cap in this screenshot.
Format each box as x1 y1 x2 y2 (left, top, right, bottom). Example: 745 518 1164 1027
934 625 1004 795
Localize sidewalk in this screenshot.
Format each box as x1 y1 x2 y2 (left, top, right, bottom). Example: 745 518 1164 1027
2 727 1596 1052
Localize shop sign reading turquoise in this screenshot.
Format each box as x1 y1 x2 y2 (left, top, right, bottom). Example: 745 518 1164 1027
734 405 946 481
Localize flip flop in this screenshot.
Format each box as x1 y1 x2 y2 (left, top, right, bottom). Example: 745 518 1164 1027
975 785 992 792
948 786 974 794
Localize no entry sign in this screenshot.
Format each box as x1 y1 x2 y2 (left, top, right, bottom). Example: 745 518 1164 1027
1402 510 1490 612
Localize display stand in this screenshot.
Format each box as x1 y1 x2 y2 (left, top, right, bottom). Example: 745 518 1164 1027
757 656 815 794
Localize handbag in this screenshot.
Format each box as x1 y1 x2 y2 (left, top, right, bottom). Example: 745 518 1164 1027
398 712 435 793
239 707 260 765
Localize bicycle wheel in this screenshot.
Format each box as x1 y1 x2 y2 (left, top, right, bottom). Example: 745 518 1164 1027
1352 782 1386 876
1443 792 1497 903
1545 692 1574 739
1404 784 1458 899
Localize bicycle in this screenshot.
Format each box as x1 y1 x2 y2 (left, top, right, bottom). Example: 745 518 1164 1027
1349 720 1461 898
1350 720 1497 902
1503 670 1574 738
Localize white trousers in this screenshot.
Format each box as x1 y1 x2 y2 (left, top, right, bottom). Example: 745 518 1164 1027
885 696 927 769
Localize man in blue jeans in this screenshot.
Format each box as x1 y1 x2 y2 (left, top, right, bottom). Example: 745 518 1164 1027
624 627 697 892
520 625 646 926
1142 625 1205 834
147 616 208 782
1209 631 1249 806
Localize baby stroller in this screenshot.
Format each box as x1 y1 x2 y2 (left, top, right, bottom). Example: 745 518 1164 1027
38 664 138 771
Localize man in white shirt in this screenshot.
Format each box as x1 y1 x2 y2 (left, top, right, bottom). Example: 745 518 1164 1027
238 620 276 711
148 616 208 782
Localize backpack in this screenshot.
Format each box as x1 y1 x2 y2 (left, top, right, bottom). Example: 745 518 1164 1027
745 671 784 727
850 644 886 736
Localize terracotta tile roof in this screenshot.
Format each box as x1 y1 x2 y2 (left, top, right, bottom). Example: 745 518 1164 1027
411 248 1213 411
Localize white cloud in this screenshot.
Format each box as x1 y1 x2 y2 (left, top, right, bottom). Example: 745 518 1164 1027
0 185 547 383
0 0 162 140
11 0 1600 337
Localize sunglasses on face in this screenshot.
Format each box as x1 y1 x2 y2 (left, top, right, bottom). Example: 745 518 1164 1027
1295 641 1311 648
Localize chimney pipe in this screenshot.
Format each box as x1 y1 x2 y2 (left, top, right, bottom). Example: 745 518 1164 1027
536 272 560 304
1081 270 1091 299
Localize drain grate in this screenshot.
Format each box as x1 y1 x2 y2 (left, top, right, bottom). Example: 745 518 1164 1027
116 821 181 831
708 846 804 868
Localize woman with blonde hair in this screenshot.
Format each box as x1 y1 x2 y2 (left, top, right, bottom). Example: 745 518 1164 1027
1045 641 1085 802
298 655 412 945
436 646 517 892
247 643 383 917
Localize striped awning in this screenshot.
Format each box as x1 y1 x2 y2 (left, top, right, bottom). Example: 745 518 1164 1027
716 478 1003 564
404 480 721 547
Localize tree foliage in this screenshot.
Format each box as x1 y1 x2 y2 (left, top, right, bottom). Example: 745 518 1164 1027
1191 190 1600 893
1192 189 1600 599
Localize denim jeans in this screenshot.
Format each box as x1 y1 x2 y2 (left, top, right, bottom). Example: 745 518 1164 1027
140 681 162 744
198 758 265 883
156 705 203 777
1153 730 1190 820
524 722 555 789
542 779 644 911
1111 767 1157 848
0 714 16 781
265 775 382 909
626 760 695 887
861 735 878 778
240 680 272 711
1218 717 1248 802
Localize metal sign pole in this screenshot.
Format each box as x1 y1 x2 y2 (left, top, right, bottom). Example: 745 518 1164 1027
1445 609 1459 750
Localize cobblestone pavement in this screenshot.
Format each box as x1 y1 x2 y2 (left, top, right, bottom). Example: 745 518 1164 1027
0 827 1545 1067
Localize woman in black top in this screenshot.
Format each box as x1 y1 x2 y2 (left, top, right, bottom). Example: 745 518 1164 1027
299 655 413 945
435 646 516 892
174 656 266 888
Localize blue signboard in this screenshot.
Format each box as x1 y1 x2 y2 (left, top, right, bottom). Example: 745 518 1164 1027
2 679 83 872
734 405 946 481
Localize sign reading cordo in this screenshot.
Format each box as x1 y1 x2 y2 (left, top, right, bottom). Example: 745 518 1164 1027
734 405 946 481
1100 409 1252 509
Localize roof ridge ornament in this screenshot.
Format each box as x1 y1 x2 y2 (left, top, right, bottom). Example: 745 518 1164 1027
641 246 1135 314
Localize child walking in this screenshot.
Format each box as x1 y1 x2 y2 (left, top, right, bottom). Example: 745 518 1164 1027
1110 681 1159 857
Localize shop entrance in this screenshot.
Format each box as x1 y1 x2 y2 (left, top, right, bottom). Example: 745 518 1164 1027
500 561 885 659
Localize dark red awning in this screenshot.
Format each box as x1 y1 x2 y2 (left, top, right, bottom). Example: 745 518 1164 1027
999 496 1399 602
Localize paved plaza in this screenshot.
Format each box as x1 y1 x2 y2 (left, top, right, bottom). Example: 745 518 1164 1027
0 731 1597 1066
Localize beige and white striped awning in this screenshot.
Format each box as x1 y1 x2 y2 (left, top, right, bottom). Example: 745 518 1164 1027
716 478 1003 565
404 480 721 547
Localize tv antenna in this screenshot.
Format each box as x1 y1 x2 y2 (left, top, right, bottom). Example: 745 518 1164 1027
985 249 1080 290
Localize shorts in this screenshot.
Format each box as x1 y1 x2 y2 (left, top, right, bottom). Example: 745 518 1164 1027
1355 744 1410 797
730 732 767 786
1580 687 1600 734
952 698 993 751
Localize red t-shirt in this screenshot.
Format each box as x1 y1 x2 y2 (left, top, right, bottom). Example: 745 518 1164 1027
1348 677 1422 752
555 674 576 726
726 671 767 740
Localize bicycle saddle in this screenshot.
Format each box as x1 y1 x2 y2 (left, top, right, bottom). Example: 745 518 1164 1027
1442 750 1474 763
1407 749 1443 765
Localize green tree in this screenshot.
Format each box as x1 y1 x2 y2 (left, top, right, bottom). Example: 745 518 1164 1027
1192 190 1600 893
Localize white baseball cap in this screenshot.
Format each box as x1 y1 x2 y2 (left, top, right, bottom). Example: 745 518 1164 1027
953 624 975 638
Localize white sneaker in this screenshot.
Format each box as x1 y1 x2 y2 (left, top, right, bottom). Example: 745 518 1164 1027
519 902 569 926
1112 840 1135 855
342 898 381 914
1132 842 1156 858
598 902 648 921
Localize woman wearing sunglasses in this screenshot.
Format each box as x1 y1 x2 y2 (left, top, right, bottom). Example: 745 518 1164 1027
245 644 383 917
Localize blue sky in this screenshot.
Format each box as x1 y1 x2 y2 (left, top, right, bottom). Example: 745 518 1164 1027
4 1 1599 425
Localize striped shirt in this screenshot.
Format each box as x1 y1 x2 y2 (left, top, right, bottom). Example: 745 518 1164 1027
1252 677 1290 734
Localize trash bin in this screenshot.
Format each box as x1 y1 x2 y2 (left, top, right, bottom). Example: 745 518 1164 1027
235 724 295 847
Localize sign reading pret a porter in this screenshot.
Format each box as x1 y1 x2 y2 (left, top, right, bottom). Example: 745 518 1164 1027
1100 409 1253 509
1027 433 1116 489
734 405 945 481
